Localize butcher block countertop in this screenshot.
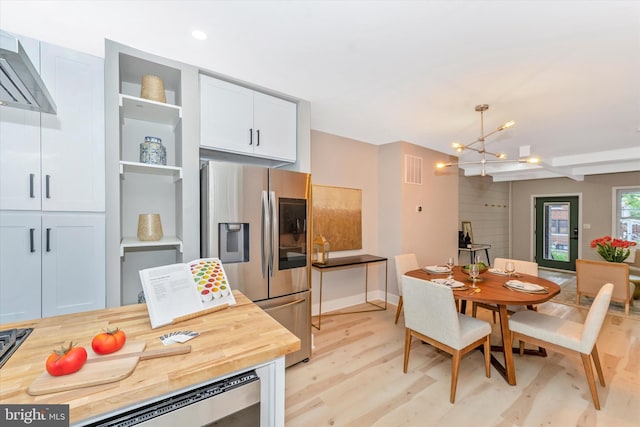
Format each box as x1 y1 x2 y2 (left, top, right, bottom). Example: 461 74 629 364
0 291 300 424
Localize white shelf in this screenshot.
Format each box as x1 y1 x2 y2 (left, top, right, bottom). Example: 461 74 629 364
120 236 183 256
119 161 182 181
119 94 182 127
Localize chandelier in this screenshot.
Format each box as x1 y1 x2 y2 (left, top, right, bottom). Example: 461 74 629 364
436 104 539 176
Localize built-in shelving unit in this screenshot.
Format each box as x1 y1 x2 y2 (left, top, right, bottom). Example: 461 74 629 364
119 94 182 127
119 161 182 180
106 44 194 306
120 236 183 256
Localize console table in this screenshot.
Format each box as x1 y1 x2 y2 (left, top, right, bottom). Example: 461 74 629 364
311 254 388 330
458 244 492 266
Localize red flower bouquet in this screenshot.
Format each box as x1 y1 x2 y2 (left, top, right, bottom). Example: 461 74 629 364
590 236 637 263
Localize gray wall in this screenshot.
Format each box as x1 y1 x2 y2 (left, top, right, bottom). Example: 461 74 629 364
511 171 640 265
310 132 458 309
458 174 510 264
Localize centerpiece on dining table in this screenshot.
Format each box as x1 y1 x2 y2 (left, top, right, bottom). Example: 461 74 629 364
461 262 488 286
461 262 489 275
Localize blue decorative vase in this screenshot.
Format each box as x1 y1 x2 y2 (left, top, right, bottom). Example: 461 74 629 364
140 136 166 165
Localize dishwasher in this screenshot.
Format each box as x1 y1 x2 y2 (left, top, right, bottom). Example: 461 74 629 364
80 370 260 426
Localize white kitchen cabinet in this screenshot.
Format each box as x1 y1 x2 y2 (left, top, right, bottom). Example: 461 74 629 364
199 75 296 162
0 106 40 211
0 213 41 323
41 214 105 317
0 35 41 211
0 40 104 212
40 42 105 212
0 212 105 323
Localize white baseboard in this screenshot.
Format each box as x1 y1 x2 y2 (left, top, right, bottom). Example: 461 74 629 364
311 290 399 316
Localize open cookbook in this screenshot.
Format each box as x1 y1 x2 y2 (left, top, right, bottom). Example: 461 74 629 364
139 258 236 328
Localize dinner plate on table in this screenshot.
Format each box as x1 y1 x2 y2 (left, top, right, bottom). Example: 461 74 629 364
431 278 465 288
489 268 522 277
488 268 509 276
423 265 451 274
505 280 547 293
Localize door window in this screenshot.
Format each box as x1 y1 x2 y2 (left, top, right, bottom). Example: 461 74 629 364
535 196 579 271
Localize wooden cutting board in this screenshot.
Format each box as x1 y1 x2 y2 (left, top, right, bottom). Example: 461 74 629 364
28 340 147 396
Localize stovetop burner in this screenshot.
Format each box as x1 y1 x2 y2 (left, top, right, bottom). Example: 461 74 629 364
0 328 33 368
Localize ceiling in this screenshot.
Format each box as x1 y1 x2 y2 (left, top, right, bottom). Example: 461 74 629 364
1 0 638 181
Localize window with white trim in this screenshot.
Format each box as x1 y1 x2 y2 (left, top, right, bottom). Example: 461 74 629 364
614 186 640 244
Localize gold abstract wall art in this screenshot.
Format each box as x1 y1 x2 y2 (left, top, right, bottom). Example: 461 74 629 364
312 185 362 251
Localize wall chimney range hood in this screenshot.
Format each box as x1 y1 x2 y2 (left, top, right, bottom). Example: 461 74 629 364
0 32 56 114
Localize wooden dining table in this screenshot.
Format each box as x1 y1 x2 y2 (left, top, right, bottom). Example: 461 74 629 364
404 266 560 385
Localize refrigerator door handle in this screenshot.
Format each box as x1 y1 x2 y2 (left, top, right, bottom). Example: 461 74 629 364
261 190 269 278
268 191 277 277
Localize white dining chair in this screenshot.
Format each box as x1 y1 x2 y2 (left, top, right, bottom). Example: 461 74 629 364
472 258 539 322
393 254 419 324
509 282 613 410
402 275 491 403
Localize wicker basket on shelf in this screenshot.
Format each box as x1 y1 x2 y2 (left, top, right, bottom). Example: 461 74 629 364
140 75 166 103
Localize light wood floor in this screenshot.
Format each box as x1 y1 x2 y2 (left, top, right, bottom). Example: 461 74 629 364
285 300 640 426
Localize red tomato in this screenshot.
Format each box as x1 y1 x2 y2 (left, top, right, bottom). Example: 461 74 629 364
91 328 126 355
45 342 88 376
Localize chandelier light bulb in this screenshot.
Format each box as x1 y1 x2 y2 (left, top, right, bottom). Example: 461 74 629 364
496 153 506 159
436 162 447 169
498 120 515 131
527 157 540 164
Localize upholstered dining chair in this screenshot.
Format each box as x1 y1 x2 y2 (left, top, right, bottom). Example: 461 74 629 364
393 253 419 324
509 283 613 410
576 259 633 315
625 248 640 300
473 258 539 322
402 275 491 403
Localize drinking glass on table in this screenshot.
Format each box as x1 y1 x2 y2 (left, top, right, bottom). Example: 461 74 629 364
446 257 455 279
469 263 479 288
505 261 516 277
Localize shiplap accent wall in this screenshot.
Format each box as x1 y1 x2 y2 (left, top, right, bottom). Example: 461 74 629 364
458 173 510 264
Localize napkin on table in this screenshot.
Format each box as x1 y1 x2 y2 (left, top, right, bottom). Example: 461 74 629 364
431 278 465 288
424 265 451 273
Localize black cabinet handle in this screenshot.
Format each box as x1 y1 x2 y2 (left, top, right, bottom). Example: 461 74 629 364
30 228 35 252
29 174 35 198
256 129 260 146
249 128 253 145
46 228 51 252
46 175 51 199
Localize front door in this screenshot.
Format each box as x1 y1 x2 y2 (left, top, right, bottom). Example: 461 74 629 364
535 196 579 271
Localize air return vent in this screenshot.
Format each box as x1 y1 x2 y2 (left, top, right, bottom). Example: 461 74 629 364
404 155 423 185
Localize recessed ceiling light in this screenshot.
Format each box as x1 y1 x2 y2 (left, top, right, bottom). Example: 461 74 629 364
192 30 207 40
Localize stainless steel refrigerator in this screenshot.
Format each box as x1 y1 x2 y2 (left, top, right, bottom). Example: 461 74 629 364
200 160 311 367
